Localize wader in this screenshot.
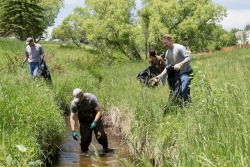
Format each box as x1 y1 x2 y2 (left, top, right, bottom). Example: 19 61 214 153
78 108 108 152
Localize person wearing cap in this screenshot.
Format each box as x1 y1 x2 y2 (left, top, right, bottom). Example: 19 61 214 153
22 37 45 77
154 34 193 103
70 88 110 156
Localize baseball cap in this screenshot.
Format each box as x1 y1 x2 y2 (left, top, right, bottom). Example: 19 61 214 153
26 37 34 45
73 88 83 102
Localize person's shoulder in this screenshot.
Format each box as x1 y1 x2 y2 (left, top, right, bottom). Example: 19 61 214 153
174 43 184 47
156 55 163 60
174 43 186 50
70 100 77 107
35 43 42 47
86 93 97 99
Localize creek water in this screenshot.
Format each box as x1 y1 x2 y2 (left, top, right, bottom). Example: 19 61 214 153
53 117 130 167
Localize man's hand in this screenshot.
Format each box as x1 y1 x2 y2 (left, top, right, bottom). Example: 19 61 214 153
90 120 97 129
174 63 183 71
150 77 160 87
71 130 79 141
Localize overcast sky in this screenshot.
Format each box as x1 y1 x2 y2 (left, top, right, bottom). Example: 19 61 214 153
50 0 250 33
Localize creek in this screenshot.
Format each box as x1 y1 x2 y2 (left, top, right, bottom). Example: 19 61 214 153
53 117 130 167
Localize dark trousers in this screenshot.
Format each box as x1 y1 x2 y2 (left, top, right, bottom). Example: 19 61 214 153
79 122 108 152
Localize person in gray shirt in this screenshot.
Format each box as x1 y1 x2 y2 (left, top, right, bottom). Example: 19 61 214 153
70 88 112 156
22 37 44 77
155 34 193 103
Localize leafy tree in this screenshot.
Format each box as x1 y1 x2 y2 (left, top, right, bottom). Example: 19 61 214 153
52 7 88 47
244 24 250 31
54 0 141 59
0 0 63 41
83 0 141 59
139 0 227 52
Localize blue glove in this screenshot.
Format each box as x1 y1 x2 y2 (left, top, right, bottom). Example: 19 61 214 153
71 130 79 141
90 120 97 129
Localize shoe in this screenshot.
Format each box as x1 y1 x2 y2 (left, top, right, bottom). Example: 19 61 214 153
102 148 115 153
81 151 90 157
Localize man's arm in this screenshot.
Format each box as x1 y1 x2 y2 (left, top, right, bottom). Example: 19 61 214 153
94 106 102 122
174 47 191 71
70 112 78 131
157 67 167 79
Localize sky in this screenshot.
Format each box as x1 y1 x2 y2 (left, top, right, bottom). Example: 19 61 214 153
48 0 250 36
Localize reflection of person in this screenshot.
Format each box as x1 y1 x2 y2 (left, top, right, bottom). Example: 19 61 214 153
70 88 111 156
22 37 45 77
148 50 166 85
155 34 193 103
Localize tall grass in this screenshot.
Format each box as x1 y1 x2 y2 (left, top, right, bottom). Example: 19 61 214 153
0 38 249 166
0 39 65 166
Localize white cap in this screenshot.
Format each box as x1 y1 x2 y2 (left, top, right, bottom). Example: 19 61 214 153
26 37 34 45
73 88 83 102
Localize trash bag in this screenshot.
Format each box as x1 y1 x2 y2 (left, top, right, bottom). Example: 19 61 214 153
39 56 52 84
136 65 159 87
163 65 182 115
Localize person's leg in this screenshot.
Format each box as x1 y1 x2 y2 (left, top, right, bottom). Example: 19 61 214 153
32 62 39 77
80 125 92 152
29 62 34 76
180 73 192 103
94 123 108 150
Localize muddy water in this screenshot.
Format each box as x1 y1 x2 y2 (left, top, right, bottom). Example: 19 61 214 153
54 117 130 167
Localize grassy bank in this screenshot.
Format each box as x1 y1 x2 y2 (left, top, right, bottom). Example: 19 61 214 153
0 38 249 166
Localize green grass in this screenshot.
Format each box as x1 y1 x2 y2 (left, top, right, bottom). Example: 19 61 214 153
0 38 249 166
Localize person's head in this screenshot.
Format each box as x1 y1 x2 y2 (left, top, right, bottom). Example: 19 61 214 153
148 50 157 59
162 34 174 49
26 37 34 46
73 88 84 103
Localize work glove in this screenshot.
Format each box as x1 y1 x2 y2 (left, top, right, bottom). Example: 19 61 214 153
90 120 97 129
174 63 183 71
150 77 160 87
71 130 79 141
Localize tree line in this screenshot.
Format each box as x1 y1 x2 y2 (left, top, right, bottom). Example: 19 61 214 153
0 0 239 59
0 0 63 41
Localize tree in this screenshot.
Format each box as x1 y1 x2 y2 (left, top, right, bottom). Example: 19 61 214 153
55 0 142 59
82 0 141 60
52 7 88 47
139 0 227 52
244 24 250 31
0 0 63 40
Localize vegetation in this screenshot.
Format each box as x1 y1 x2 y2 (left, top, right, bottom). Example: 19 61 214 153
0 0 63 40
0 37 249 166
52 0 237 59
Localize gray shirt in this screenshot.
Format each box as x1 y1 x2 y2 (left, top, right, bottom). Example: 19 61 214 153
70 93 99 113
165 43 192 74
25 43 44 63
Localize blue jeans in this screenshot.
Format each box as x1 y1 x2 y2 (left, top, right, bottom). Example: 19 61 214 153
179 71 193 102
29 62 39 77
